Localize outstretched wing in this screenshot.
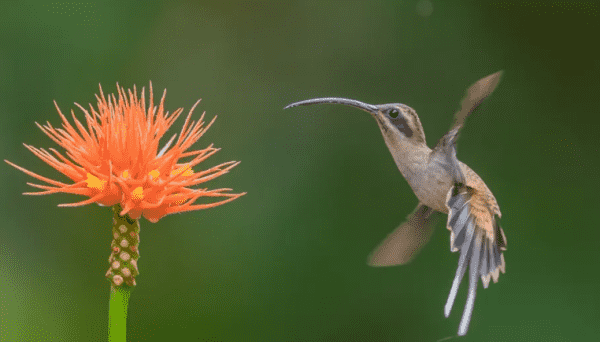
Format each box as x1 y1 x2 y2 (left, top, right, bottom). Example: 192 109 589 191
450 70 504 133
368 203 442 266
434 70 503 153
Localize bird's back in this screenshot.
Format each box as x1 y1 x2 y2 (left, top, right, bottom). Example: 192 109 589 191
458 161 502 238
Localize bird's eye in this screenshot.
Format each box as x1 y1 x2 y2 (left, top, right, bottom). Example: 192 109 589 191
388 109 399 118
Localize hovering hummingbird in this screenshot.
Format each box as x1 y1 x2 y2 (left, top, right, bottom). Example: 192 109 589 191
284 71 506 336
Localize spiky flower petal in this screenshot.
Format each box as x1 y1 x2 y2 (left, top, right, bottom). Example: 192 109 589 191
5 83 245 222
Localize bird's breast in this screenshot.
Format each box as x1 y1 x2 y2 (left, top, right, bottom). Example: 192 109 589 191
389 148 454 213
408 166 454 213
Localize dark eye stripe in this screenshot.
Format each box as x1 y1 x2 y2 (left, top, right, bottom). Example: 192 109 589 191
390 115 413 138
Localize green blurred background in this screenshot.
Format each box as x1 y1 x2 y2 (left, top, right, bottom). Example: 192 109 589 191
1 1 599 341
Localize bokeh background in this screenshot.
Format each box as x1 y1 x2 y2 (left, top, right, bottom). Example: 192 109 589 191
1 1 599 341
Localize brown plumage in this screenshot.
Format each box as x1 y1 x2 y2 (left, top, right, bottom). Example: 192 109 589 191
459 165 501 238
284 71 506 336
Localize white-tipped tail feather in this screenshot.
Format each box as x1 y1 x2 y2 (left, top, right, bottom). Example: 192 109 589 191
444 184 507 336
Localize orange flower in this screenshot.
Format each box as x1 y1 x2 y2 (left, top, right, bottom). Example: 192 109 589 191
5 83 245 223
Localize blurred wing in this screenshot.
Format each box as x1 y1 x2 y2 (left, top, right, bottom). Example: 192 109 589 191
368 203 442 266
434 71 503 153
451 70 503 132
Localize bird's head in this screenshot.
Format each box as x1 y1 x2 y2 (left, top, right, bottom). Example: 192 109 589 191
284 98 426 147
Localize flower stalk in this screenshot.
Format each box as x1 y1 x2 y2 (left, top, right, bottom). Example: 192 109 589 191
106 204 140 287
106 204 140 341
108 284 131 342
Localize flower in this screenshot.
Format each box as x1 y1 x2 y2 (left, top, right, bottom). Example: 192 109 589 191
5 83 245 223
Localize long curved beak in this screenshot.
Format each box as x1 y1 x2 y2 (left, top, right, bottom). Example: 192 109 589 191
284 97 378 115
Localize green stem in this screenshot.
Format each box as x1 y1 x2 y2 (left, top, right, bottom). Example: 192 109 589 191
106 204 141 341
108 284 132 342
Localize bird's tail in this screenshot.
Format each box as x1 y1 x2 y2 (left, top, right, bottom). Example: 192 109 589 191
444 184 507 336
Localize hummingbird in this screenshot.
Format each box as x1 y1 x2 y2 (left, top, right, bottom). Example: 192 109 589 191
284 71 506 336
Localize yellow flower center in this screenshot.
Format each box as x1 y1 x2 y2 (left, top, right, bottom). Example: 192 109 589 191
148 169 160 180
170 165 194 177
170 193 186 205
122 170 129 179
85 173 106 190
132 187 144 200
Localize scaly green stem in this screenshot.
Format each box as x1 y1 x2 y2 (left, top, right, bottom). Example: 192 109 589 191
106 204 141 341
108 284 132 342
